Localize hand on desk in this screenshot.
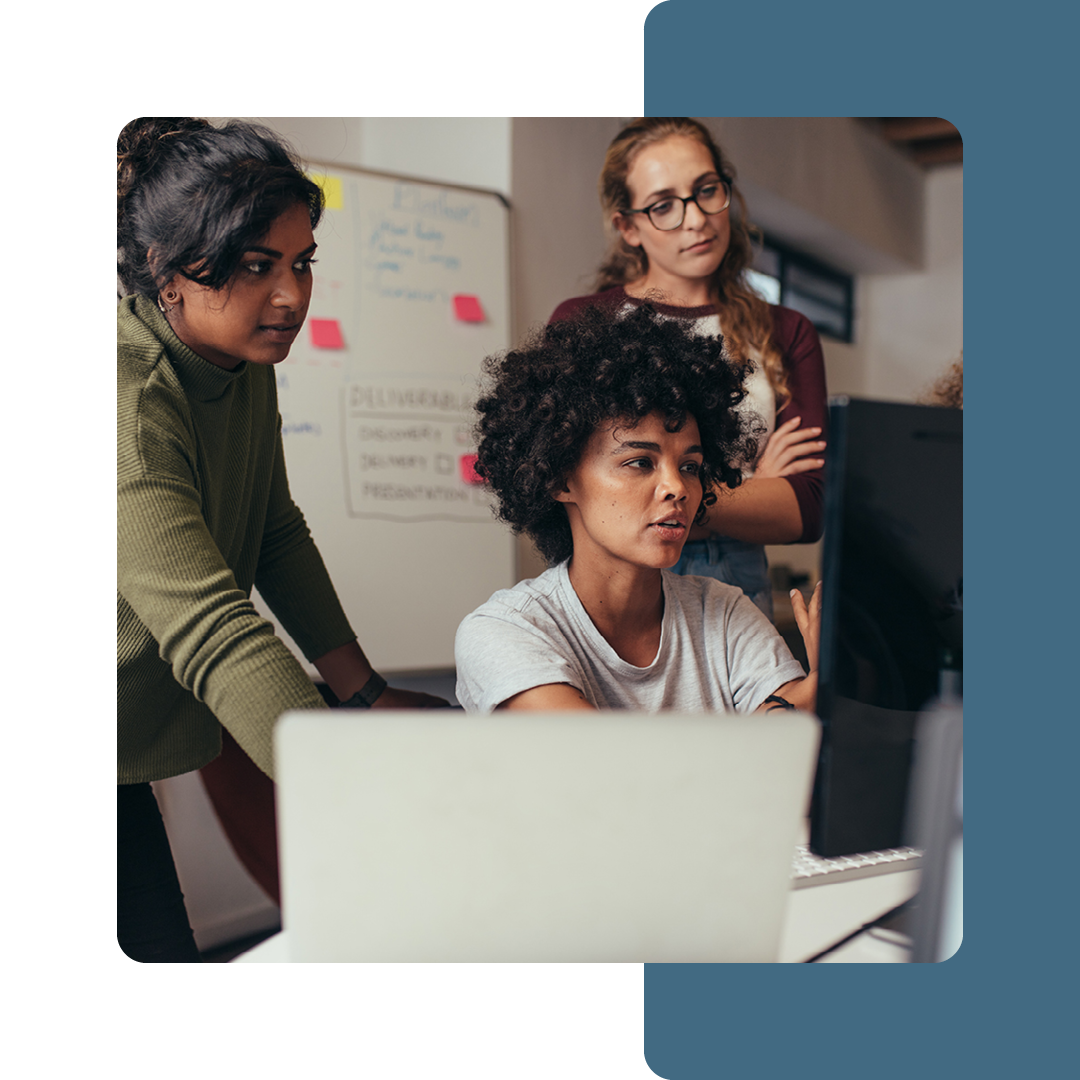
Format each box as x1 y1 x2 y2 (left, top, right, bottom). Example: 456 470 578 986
313 641 451 709
372 686 451 709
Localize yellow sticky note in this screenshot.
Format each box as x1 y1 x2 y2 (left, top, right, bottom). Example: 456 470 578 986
310 172 343 211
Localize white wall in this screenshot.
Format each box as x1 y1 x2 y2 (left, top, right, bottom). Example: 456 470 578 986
509 117 629 339
256 117 511 195
836 165 963 402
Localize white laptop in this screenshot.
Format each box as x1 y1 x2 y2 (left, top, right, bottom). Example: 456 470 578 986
274 709 820 963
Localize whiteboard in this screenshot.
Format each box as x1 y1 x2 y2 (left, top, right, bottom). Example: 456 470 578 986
255 164 514 673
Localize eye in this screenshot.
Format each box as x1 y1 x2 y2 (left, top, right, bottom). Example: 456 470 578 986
625 457 653 470
681 460 702 476
243 259 272 275
294 257 317 274
695 184 719 199
648 199 675 216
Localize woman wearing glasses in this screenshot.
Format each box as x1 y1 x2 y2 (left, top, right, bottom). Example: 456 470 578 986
550 117 828 618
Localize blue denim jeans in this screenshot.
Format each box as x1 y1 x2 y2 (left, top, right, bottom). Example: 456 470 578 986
671 536 773 619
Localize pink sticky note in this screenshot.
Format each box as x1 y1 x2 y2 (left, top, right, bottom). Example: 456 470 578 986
452 295 485 323
460 454 482 485
309 318 345 348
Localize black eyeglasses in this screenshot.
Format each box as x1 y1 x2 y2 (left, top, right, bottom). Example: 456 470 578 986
625 181 731 231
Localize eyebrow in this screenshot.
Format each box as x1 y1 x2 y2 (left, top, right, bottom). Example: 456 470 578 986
613 440 704 455
642 172 721 204
244 242 318 259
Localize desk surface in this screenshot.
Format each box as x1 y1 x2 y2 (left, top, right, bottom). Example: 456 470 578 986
234 868 919 964
778 868 918 962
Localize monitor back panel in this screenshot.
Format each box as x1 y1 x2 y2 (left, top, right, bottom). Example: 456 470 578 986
275 710 820 963
813 397 962 856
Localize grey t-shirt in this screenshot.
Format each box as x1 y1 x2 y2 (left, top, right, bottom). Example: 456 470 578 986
455 562 806 713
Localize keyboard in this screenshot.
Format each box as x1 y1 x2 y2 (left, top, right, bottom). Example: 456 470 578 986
790 844 922 889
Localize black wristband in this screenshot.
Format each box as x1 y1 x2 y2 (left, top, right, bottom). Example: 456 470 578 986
764 694 795 712
338 671 388 709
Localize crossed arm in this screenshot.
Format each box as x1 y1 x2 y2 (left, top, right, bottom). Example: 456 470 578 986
691 416 826 544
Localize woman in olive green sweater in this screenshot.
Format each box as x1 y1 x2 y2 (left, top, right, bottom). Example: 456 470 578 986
117 118 444 961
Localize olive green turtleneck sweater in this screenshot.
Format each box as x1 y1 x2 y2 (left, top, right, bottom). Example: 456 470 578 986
117 295 355 783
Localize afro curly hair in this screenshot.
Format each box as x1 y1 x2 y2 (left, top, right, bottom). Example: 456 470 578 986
473 302 763 565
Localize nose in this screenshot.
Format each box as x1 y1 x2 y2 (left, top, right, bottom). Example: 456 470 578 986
660 463 689 501
682 196 708 229
271 269 306 309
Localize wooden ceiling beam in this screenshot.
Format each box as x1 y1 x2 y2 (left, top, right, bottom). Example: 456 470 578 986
909 140 964 166
878 117 961 142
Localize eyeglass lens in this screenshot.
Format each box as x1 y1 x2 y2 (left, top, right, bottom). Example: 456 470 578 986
649 183 729 230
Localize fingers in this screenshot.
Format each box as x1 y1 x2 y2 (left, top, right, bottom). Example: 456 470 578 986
773 429 825 455
756 419 826 479
792 580 823 619
802 581 823 671
774 455 826 476
790 587 809 633
373 688 452 709
771 418 823 448
790 581 823 672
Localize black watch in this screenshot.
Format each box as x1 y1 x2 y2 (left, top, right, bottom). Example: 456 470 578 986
338 672 387 709
764 694 795 711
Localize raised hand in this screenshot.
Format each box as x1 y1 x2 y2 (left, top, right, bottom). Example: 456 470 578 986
790 580 822 674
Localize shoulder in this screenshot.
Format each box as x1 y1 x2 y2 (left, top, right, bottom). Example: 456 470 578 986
548 288 627 324
458 566 564 634
455 566 577 686
118 296 166 372
118 300 185 422
117 295 187 402
663 571 748 617
769 304 821 356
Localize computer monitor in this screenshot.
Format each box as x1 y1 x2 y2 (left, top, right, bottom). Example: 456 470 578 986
810 397 962 857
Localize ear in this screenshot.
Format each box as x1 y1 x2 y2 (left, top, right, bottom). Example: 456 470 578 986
613 212 642 249
551 479 574 503
158 274 186 308
147 249 185 305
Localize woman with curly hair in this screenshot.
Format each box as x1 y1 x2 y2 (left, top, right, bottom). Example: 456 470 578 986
550 118 829 617
455 304 820 714
117 118 445 960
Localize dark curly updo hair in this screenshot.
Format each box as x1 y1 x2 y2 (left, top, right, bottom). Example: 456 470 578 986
117 117 324 299
474 303 762 565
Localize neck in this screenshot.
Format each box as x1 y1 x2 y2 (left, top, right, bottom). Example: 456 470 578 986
566 559 665 666
624 272 715 309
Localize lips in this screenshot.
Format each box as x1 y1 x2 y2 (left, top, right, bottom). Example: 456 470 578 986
649 515 688 534
682 237 715 254
258 322 301 342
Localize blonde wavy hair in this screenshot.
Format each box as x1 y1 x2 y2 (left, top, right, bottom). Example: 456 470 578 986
922 354 963 409
595 117 788 408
